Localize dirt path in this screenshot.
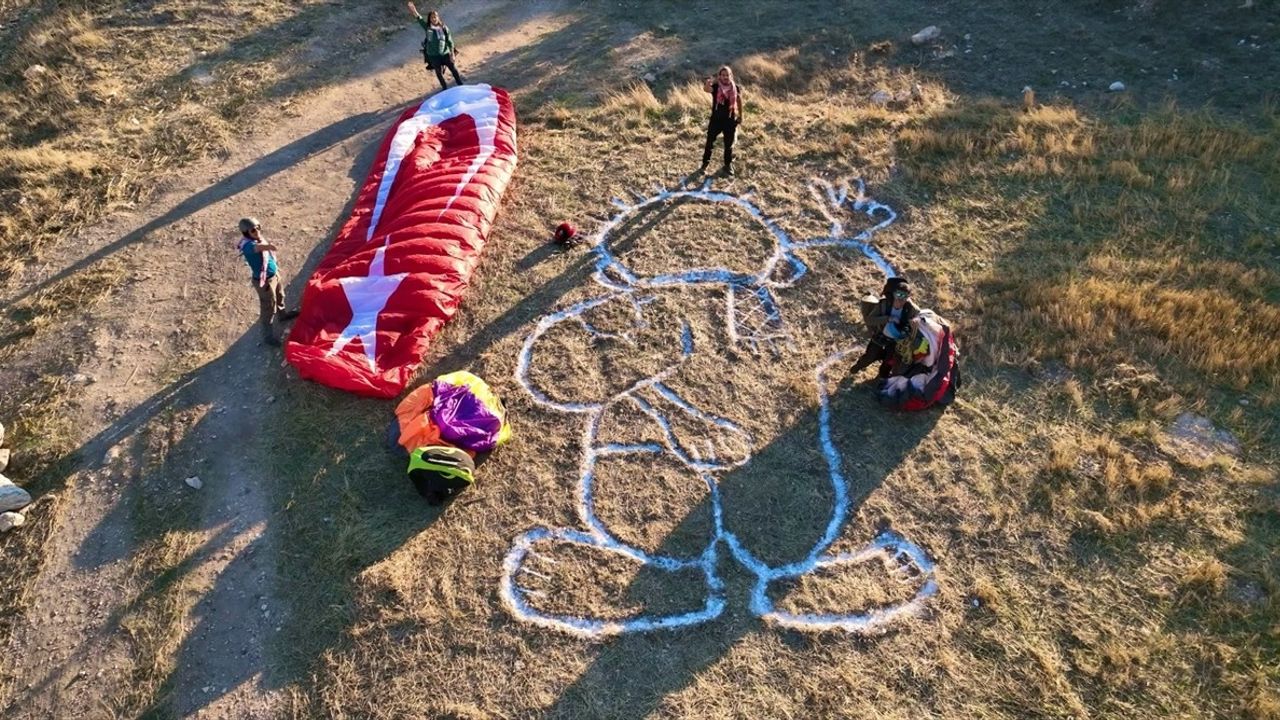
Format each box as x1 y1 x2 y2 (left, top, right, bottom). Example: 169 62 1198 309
1 1 568 717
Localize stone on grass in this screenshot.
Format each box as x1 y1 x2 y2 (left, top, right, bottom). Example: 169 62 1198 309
1109 81 1126 92
0 474 32 512
185 475 203 490
869 90 892 105
911 26 941 45
0 448 8 473
0 512 24 533
1162 412 1240 464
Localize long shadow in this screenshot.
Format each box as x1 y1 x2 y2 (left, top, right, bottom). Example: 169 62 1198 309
0 330 284 715
0 105 406 311
538 373 942 718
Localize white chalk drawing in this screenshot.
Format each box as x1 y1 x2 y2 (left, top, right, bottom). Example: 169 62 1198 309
501 177 938 637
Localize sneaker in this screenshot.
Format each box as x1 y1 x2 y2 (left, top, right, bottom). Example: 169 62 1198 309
721 164 734 177
264 335 282 347
278 309 300 321
697 163 709 175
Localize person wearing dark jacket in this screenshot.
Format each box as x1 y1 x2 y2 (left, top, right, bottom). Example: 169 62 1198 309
699 65 743 177
409 3 464 90
850 277 920 378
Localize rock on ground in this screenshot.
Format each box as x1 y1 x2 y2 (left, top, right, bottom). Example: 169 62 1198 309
911 25 941 45
0 448 9 472
0 474 32 512
1162 412 1241 464
0 511 25 533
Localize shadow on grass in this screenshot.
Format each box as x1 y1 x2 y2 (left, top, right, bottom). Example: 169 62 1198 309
0 104 407 312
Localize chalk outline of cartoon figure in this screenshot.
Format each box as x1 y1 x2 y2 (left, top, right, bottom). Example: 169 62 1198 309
500 177 938 637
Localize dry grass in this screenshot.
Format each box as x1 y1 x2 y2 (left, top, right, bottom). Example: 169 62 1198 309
267 49 1278 718
0 0 397 712
1 0 1278 717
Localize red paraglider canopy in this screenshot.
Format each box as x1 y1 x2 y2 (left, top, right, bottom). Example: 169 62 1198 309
286 84 518 397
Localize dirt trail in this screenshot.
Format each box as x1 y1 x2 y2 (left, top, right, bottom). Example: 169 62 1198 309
1 1 567 717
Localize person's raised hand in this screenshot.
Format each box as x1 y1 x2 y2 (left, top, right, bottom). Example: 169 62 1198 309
407 1 419 17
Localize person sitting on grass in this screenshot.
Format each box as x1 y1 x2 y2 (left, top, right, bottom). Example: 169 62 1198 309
699 65 743 177
849 277 919 379
236 217 299 348
408 3 464 91
877 309 961 411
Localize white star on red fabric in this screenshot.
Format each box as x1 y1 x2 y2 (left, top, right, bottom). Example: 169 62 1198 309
327 240 407 370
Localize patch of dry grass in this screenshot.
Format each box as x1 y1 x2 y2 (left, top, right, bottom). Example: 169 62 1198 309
2 0 1277 717
0 0 398 712
262 6 1280 717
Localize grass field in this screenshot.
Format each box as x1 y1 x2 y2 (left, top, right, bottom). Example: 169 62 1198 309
3 0 1279 717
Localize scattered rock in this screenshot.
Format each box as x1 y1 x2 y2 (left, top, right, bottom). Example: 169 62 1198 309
0 512 23 533
187 68 214 86
911 25 941 45
641 72 656 84
0 419 5 446
1227 577 1266 605
1162 412 1241 464
1109 80 1126 92
22 64 47 81
0 448 9 473
185 475 203 490
869 90 892 106
102 445 120 466
0 474 32 512
69 373 96 385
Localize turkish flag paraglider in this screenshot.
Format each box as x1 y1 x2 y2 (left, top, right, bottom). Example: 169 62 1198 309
285 85 518 397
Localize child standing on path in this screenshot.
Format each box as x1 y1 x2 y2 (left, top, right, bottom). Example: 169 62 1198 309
409 3 464 90
237 217 298 347
700 65 743 177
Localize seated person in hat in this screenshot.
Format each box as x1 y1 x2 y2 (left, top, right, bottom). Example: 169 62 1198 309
850 277 919 379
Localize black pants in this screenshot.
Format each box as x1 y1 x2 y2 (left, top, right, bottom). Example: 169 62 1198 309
850 337 894 377
427 55 463 89
702 116 737 168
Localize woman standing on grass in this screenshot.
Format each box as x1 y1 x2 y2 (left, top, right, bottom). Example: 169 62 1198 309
700 65 743 177
408 3 464 90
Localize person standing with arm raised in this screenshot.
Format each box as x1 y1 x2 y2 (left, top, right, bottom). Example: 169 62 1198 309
699 65 743 177
236 217 299 348
408 3 464 90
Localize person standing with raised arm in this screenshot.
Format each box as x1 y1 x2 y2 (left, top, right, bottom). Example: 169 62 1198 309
408 3 464 90
699 65 743 177
236 217 298 348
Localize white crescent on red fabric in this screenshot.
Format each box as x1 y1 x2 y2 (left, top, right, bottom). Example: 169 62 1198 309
285 84 518 397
